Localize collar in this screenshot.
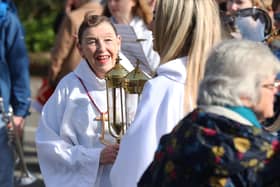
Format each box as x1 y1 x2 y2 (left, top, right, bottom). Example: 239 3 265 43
156 56 187 84
199 105 254 127
74 59 106 91
226 106 261 128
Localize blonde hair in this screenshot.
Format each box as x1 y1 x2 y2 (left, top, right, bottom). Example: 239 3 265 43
153 0 222 112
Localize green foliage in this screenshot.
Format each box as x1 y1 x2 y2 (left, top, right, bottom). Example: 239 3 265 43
14 0 65 52
23 16 56 52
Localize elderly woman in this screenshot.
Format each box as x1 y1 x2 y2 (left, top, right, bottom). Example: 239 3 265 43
35 15 133 187
138 39 280 187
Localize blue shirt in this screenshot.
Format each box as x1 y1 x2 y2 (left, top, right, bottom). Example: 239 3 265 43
0 2 30 117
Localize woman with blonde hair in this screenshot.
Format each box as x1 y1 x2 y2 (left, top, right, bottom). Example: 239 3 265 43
110 0 222 187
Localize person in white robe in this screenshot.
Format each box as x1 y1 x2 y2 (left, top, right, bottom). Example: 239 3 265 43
35 15 133 187
110 0 222 187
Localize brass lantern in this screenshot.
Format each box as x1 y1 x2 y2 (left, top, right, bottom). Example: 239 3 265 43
103 56 129 144
123 60 150 126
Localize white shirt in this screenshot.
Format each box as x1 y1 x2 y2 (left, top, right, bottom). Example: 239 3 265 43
36 60 132 187
129 17 160 74
112 16 160 76
110 57 191 187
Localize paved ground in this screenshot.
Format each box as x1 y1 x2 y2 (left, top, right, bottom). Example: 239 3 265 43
14 76 45 187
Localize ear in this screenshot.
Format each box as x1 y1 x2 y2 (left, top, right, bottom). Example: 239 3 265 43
117 35 121 51
76 42 85 58
240 95 254 108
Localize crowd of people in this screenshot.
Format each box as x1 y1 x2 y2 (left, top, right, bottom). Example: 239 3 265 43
3 0 280 187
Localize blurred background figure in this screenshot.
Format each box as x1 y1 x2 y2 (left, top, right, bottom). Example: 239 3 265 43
147 0 156 9
269 0 280 57
217 0 227 11
53 0 82 34
53 0 106 34
226 0 272 41
110 0 222 187
103 0 160 76
227 0 272 13
0 0 31 186
32 0 103 113
273 0 280 30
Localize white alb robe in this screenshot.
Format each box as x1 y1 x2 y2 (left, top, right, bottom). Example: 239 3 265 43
110 57 192 187
36 60 132 187
113 16 160 76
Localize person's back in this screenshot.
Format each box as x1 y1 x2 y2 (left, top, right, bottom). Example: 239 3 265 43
110 0 222 187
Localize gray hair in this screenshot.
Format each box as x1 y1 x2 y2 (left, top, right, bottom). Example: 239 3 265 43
198 39 280 107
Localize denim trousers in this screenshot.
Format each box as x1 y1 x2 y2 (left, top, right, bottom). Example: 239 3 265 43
0 115 14 187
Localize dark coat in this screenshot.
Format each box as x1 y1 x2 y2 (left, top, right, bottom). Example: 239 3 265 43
138 108 280 187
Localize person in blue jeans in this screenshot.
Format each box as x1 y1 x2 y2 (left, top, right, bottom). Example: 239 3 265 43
0 1 31 186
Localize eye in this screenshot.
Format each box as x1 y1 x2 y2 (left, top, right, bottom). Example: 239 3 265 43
104 38 113 43
86 39 97 45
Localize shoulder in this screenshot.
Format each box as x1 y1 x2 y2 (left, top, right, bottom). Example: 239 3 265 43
141 75 182 102
0 8 20 28
144 76 172 90
55 72 79 91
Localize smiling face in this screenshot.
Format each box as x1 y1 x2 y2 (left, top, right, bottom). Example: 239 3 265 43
77 22 121 78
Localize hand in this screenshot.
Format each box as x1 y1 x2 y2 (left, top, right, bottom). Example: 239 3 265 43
8 116 24 139
99 144 119 165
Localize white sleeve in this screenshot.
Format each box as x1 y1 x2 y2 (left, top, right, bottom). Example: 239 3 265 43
35 83 102 187
140 30 160 73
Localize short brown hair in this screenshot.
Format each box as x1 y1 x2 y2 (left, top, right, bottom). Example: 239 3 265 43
78 13 117 44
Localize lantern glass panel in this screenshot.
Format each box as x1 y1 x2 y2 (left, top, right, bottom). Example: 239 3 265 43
107 87 126 136
125 93 139 126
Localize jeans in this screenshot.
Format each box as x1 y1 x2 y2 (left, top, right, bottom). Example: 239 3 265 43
0 115 14 187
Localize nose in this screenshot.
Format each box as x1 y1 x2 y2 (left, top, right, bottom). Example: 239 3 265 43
96 40 106 51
